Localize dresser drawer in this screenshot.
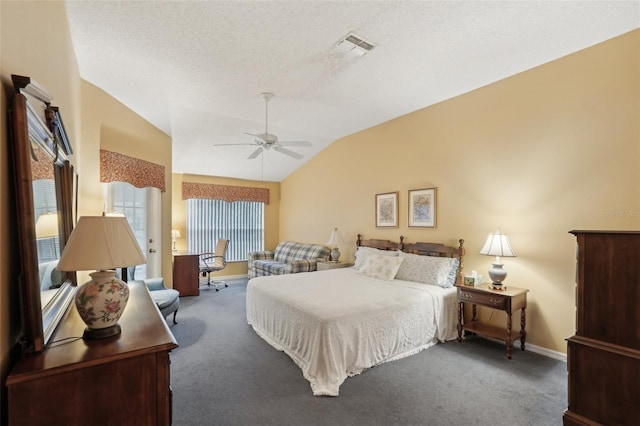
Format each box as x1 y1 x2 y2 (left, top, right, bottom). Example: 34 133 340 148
458 290 507 309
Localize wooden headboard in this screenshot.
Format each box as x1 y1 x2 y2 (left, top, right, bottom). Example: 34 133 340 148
356 234 404 251
356 234 466 284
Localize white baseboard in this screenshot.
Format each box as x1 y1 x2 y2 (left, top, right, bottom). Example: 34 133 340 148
526 343 567 362
475 336 567 362
201 274 248 282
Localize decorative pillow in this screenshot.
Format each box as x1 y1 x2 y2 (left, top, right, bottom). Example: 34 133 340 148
396 251 460 288
358 254 405 281
353 246 398 270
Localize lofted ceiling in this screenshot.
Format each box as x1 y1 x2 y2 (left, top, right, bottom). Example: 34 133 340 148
64 1 639 182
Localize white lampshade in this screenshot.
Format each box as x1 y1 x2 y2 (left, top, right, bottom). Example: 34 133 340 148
35 212 59 239
58 215 146 271
327 227 345 246
479 230 516 288
479 231 516 258
57 215 146 339
327 228 345 262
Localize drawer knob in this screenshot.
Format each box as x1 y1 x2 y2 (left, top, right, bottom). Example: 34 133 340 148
463 293 473 300
489 298 502 305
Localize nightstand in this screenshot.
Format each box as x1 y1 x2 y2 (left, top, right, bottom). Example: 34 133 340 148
455 283 529 359
317 261 352 271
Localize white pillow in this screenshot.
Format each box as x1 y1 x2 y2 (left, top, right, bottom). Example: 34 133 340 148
353 246 398 270
396 251 459 288
358 254 405 281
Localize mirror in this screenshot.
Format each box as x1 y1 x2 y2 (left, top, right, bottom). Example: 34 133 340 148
10 75 76 352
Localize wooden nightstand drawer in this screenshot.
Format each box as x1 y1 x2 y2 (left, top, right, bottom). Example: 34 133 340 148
459 290 506 309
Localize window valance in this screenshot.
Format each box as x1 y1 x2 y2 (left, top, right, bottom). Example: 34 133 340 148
182 182 269 204
31 150 55 181
100 149 166 192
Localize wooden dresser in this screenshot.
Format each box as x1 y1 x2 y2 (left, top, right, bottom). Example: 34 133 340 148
564 231 640 426
7 281 178 426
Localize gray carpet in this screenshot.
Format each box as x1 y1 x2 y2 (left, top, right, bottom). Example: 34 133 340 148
170 279 566 426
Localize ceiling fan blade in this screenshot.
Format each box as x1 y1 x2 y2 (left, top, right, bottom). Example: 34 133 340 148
277 141 312 147
213 143 255 147
247 147 263 159
245 132 267 141
274 146 303 160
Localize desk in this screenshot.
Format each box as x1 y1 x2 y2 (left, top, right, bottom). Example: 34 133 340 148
173 252 200 296
455 283 528 359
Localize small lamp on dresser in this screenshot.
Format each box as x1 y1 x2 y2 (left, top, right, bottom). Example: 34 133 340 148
171 229 181 251
326 227 345 262
479 230 516 290
57 214 146 339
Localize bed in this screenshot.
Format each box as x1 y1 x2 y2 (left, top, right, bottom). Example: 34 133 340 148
246 235 465 396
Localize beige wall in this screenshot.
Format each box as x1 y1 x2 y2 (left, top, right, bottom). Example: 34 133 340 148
1 1 82 422
80 81 173 285
172 173 280 277
281 30 640 354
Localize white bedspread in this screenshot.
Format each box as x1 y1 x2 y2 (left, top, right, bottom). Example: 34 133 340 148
246 268 457 396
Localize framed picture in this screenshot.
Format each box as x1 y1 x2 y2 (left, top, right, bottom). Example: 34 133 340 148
408 187 436 228
375 192 398 228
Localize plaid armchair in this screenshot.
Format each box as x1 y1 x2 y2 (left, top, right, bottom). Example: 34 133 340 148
248 241 330 278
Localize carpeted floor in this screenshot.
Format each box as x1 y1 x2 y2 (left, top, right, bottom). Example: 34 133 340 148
169 278 567 426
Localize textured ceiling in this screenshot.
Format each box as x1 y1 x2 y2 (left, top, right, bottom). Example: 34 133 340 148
64 1 639 182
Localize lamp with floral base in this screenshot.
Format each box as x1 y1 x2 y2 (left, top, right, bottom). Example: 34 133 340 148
57 214 146 339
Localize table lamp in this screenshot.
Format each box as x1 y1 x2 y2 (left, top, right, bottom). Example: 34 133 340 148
326 227 345 262
171 229 181 251
57 215 146 339
36 212 59 257
479 230 516 290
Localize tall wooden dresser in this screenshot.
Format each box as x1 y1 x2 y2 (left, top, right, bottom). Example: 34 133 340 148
564 231 640 426
7 281 178 426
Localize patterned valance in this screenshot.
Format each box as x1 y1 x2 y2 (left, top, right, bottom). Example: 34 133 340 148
100 149 166 192
182 182 269 204
31 149 55 180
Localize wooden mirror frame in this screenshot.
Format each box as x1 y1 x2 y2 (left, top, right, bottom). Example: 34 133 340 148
10 84 76 353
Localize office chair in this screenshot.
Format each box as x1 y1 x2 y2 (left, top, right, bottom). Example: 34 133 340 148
199 238 229 291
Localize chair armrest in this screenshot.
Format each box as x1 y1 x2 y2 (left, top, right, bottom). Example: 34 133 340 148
201 255 227 268
248 251 274 261
287 259 318 273
144 277 166 292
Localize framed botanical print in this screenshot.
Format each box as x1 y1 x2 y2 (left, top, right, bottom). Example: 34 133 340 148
408 187 436 228
375 192 398 228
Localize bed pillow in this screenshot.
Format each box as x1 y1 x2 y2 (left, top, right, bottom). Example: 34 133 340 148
358 254 404 281
396 251 460 288
353 246 398 270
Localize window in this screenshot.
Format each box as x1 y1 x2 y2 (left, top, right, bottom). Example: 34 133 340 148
187 199 264 261
33 179 59 261
106 182 148 278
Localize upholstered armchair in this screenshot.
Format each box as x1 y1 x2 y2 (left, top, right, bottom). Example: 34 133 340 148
134 277 180 325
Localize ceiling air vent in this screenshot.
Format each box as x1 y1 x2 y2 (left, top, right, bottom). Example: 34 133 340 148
335 33 376 56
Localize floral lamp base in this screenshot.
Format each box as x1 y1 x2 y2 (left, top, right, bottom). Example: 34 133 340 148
74 270 130 339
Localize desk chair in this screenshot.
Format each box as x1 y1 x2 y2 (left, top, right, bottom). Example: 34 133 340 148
199 238 229 291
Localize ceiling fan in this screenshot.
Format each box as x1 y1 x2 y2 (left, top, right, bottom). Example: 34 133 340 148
214 92 312 160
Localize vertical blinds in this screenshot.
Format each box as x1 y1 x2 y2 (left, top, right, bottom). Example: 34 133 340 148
34 179 59 262
187 199 264 261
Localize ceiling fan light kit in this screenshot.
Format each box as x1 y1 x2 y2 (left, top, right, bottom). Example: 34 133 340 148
213 92 311 160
